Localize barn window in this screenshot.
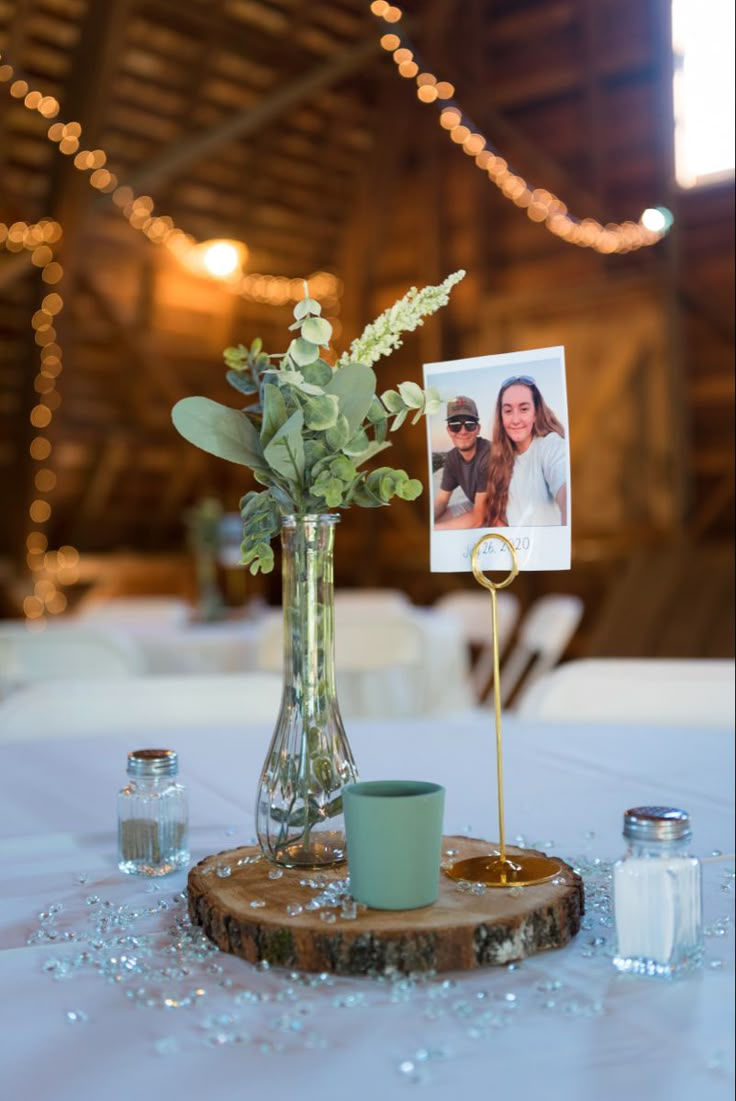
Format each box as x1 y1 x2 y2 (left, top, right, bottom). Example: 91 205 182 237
672 0 735 188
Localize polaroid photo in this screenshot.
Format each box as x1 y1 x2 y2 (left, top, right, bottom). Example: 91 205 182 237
424 347 571 573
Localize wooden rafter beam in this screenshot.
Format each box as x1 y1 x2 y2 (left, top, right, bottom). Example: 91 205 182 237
120 31 399 192
0 0 32 175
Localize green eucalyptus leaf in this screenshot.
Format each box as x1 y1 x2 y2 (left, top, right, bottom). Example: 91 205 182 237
425 385 442 415
268 484 296 512
398 381 424 409
241 540 275 575
301 316 332 346
325 362 376 432
288 337 320 367
303 393 340 431
325 414 350 450
294 296 322 320
223 344 249 370
374 416 388 445
342 428 370 457
304 439 329 470
329 455 357 481
226 369 257 396
263 408 305 484
366 396 388 424
350 478 387 508
398 477 423 501
313 477 345 508
380 389 404 414
250 337 262 355
390 407 409 431
302 360 333 387
379 471 397 502
277 368 323 396
260 382 288 447
172 397 265 470
351 439 393 467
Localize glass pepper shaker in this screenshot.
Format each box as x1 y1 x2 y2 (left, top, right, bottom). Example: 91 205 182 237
118 749 190 876
613 806 703 978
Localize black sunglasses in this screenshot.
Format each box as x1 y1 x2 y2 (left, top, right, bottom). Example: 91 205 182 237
447 418 480 432
501 375 536 388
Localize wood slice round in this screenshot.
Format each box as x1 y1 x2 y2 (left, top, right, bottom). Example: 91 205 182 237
188 836 584 975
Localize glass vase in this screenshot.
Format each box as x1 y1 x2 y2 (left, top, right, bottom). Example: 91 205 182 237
256 514 358 867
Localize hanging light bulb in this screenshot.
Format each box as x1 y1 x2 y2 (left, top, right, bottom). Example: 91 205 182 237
201 239 248 278
639 207 674 233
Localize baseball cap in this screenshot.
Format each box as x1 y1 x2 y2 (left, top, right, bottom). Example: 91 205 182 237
446 396 478 421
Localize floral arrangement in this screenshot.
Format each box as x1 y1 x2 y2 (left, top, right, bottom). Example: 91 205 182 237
172 270 465 572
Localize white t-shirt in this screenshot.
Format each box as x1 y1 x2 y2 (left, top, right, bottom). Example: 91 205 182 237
506 433 566 526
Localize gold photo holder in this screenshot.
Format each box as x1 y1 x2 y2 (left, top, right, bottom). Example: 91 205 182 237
445 532 566 887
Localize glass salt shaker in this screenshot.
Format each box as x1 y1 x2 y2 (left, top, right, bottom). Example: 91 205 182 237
118 749 190 876
613 806 703 978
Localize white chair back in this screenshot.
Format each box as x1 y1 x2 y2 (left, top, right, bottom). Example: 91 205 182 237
76 597 191 626
435 591 520 700
257 608 423 673
516 658 736 728
0 625 146 690
334 589 411 615
502 594 584 707
0 673 284 742
255 606 448 718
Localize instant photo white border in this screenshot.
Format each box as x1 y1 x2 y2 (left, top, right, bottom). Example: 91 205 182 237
424 346 571 573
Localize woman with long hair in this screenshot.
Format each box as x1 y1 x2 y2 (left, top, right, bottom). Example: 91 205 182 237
435 375 567 530
485 375 567 526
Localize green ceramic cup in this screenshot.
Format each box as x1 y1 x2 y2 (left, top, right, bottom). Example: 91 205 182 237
343 780 445 910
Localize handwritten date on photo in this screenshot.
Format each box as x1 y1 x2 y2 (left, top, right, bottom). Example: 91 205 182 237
462 536 530 561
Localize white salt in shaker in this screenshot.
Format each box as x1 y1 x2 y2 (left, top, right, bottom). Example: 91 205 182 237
118 749 190 876
613 806 703 978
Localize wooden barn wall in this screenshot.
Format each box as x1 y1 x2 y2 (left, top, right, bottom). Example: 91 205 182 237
0 0 733 653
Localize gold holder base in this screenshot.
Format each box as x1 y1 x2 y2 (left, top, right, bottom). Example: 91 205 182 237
445 850 566 888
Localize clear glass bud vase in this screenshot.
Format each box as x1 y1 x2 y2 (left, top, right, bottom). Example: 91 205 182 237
256 514 358 867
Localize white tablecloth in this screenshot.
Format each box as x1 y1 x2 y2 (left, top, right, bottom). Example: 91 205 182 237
1 716 733 1101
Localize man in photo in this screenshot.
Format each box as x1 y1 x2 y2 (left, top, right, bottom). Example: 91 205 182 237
433 396 490 526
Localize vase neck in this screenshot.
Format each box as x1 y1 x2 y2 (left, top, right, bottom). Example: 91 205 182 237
280 515 339 709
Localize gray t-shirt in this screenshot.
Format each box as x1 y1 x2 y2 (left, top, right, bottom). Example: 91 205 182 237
440 437 490 504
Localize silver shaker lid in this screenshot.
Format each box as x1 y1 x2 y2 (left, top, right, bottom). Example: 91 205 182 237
127 748 178 777
623 806 691 842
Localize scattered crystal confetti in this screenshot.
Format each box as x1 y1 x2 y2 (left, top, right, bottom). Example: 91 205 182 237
154 1036 179 1056
249 899 266 909
216 864 232 878
268 868 284 880
65 1009 88 1024
25 840 730 1070
286 903 304 917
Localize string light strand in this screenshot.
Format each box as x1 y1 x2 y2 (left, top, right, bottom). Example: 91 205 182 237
370 1 670 253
